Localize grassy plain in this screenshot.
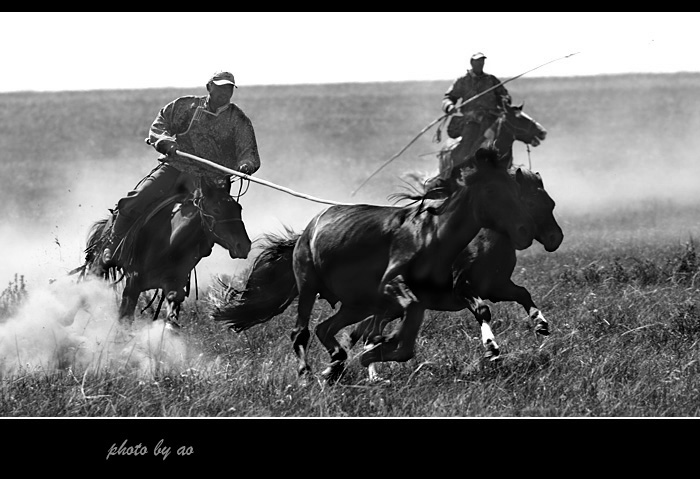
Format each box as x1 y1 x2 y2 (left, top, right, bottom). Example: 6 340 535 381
2 73 700 417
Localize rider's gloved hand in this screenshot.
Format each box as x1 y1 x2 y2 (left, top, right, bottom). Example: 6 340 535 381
155 139 179 156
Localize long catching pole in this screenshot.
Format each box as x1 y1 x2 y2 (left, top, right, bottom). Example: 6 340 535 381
350 52 580 197
175 150 355 206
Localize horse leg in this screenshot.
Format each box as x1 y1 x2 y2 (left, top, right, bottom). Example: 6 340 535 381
347 314 391 349
163 290 184 331
340 314 395 383
488 279 550 336
119 277 140 324
364 312 404 382
315 305 370 383
454 279 500 359
291 286 315 379
354 272 420 380
465 296 501 360
360 303 426 370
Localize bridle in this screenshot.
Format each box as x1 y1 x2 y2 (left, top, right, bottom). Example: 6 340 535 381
192 194 243 244
489 107 543 168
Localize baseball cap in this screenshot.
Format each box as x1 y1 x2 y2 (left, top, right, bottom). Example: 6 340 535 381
471 52 487 61
209 71 238 87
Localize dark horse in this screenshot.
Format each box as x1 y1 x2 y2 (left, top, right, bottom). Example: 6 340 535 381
489 101 547 169
212 147 536 382
347 166 563 380
429 101 547 191
80 178 251 328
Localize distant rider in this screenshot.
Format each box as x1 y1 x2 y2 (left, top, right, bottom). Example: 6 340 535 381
437 52 511 183
97 71 261 272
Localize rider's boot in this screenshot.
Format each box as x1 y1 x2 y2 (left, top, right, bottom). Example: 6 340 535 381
99 211 135 271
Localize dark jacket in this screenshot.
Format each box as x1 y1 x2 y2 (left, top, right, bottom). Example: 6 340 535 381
442 70 511 118
149 95 261 183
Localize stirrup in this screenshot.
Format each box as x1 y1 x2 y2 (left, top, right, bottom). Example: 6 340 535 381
101 235 121 267
102 247 114 264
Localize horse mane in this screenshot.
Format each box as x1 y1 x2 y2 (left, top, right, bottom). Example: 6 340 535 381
385 146 500 218
252 225 301 257
85 218 109 261
388 185 453 217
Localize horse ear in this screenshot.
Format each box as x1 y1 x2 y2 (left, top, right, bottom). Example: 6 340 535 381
515 167 525 185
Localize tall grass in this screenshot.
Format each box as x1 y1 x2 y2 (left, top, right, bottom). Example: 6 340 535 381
2 229 700 416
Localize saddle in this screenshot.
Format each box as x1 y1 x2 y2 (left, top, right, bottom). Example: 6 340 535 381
103 190 192 271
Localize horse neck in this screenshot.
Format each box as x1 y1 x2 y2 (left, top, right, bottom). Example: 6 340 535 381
493 121 516 168
171 200 209 246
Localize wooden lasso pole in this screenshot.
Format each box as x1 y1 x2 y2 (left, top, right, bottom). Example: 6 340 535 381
175 150 356 206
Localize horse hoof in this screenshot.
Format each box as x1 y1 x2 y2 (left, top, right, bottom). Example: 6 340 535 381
484 349 501 361
367 365 390 384
321 360 345 384
535 321 550 336
484 340 501 360
296 366 313 386
366 375 390 385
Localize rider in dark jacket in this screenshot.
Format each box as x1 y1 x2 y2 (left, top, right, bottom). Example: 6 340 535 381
439 52 511 181
98 71 261 272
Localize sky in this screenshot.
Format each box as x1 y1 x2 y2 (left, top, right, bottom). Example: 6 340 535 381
2 11 700 93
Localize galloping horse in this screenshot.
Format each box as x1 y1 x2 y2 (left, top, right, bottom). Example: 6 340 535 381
80 178 251 328
347 167 563 375
212 146 535 382
438 101 546 177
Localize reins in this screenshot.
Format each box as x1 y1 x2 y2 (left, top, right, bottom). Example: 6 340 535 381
231 175 250 201
192 194 243 245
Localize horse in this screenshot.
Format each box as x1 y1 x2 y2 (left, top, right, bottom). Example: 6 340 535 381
212 146 536 382
79 177 251 329
432 102 547 189
347 166 563 379
490 101 547 169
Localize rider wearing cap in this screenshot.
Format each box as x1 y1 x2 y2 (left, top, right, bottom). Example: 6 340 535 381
98 70 261 271
438 52 511 181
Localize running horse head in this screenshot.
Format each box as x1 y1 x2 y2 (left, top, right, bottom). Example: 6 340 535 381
488 101 547 168
193 178 252 259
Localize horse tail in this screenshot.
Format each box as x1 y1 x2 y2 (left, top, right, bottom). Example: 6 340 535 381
85 218 109 263
211 227 301 332
75 217 124 281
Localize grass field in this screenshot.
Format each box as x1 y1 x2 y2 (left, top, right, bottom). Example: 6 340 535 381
1 73 700 417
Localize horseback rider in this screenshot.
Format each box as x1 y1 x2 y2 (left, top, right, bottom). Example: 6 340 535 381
97 70 261 272
437 52 511 184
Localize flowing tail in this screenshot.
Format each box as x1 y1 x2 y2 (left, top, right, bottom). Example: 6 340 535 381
69 217 118 280
211 228 301 332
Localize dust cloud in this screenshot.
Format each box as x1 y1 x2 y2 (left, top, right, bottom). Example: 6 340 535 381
0 276 203 378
